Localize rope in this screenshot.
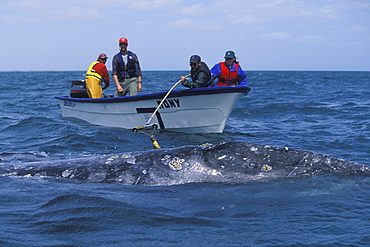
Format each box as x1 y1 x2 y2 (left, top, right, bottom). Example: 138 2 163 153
136 128 161 149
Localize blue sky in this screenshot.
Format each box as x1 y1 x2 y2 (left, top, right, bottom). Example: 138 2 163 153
1 0 369 71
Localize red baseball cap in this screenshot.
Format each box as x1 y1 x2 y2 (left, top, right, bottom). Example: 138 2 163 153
119 37 128 44
98 53 108 59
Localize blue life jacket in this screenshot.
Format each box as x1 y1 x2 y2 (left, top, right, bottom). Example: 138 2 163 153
116 51 139 79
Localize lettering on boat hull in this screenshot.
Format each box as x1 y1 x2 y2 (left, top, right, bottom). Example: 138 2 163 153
63 101 76 107
156 99 180 109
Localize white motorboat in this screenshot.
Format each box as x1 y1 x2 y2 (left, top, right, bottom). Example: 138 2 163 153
55 83 251 133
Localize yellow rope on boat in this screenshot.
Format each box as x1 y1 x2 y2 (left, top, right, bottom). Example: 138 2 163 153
150 135 161 149
136 129 161 149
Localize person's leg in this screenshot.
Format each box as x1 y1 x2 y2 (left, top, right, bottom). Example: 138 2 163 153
86 77 102 98
127 77 138 96
114 79 131 97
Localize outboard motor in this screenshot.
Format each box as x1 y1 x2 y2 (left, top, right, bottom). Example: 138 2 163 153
70 80 89 98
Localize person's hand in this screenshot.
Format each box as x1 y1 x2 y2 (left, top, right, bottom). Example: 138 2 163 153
180 76 186 82
117 85 123 93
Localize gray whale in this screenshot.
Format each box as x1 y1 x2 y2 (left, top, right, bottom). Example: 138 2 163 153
1 142 369 185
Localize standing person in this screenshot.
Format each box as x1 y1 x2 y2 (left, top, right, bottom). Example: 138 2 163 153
180 55 211 88
112 37 142 97
210 50 247 86
85 53 110 98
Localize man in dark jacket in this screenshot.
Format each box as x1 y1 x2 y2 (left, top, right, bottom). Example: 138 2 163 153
112 37 142 96
180 55 211 88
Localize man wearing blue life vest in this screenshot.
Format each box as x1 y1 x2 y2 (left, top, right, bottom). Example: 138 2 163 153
180 55 211 88
210 50 247 86
85 53 110 98
112 37 142 96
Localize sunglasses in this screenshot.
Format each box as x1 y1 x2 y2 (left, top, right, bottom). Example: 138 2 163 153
119 42 128 45
189 63 198 66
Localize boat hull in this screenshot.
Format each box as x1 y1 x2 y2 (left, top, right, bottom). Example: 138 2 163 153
55 86 251 133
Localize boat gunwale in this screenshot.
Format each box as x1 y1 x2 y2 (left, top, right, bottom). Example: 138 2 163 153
55 85 251 103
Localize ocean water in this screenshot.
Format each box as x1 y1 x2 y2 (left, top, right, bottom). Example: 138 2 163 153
0 70 369 246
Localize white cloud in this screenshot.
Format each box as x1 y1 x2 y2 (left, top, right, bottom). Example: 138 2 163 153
224 13 264 25
0 0 106 22
296 35 326 42
0 14 29 23
0 0 349 26
178 3 207 16
50 6 104 20
1 0 369 71
348 25 368 33
135 20 153 26
209 0 341 26
294 5 337 19
167 19 196 28
166 19 221 30
129 0 182 10
260 32 291 39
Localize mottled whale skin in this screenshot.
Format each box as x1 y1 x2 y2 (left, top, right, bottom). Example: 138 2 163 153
1 142 369 185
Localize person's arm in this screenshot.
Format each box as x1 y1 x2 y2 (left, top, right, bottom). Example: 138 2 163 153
113 74 122 92
134 54 142 92
100 64 110 89
137 75 142 92
181 76 192 88
237 65 247 85
112 55 123 92
210 63 221 78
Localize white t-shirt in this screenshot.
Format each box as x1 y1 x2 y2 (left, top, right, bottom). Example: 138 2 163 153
121 54 128 65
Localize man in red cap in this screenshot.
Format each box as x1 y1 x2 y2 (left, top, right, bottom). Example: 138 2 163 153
112 37 142 96
85 53 110 98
